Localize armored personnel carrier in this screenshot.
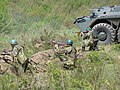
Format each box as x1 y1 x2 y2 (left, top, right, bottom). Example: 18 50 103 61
74 4 120 44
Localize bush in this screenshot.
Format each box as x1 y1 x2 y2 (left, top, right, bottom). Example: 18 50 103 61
46 51 119 90
87 51 113 63
0 73 18 90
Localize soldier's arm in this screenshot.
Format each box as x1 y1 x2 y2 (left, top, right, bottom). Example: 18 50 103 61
58 47 67 54
11 47 19 57
54 44 59 52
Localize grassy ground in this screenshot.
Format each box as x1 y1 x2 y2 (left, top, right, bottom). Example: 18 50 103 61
0 44 120 90
0 0 120 54
0 0 120 90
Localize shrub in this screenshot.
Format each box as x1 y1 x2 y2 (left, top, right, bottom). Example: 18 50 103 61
46 51 119 90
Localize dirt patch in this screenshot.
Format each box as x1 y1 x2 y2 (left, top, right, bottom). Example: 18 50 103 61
31 49 54 63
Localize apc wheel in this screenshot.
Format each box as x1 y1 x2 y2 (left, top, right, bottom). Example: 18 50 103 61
92 23 115 44
117 29 120 43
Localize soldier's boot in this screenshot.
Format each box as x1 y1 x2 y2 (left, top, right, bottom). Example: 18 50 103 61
95 46 99 51
89 45 93 51
22 58 29 73
82 46 85 52
93 42 99 51
94 40 99 51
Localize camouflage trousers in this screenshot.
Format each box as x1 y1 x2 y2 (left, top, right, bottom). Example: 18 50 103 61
58 55 75 67
82 39 92 47
82 39 99 51
11 58 37 76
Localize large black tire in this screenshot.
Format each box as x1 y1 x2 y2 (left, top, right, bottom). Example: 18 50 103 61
92 23 115 44
117 29 120 43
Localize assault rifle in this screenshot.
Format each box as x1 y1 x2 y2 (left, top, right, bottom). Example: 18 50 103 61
51 40 67 47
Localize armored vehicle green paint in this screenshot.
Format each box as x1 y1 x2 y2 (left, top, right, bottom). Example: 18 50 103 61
74 4 120 44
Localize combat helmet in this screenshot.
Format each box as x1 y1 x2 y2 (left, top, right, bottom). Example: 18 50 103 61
66 39 73 45
86 27 91 31
10 39 18 45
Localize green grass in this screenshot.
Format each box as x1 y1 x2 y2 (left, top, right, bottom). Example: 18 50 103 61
0 72 18 90
112 44 120 51
0 0 120 90
46 51 120 90
0 50 120 90
0 0 120 53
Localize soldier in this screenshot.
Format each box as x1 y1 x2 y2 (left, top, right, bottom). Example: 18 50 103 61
51 40 66 58
89 36 99 51
87 28 99 51
59 40 77 68
81 28 89 51
81 27 99 51
10 39 29 74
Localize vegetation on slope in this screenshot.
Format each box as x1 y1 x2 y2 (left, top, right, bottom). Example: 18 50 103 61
0 47 120 90
0 0 120 90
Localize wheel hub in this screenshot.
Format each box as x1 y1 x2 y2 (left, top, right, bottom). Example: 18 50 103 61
98 32 107 41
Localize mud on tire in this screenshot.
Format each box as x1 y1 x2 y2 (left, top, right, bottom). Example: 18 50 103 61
92 23 115 44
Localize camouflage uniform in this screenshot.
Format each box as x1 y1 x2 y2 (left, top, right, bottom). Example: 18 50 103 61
52 40 77 68
81 31 91 51
64 46 77 66
59 45 77 67
52 41 65 58
53 44 60 56
82 30 98 51
11 45 28 73
12 45 27 64
87 31 99 51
